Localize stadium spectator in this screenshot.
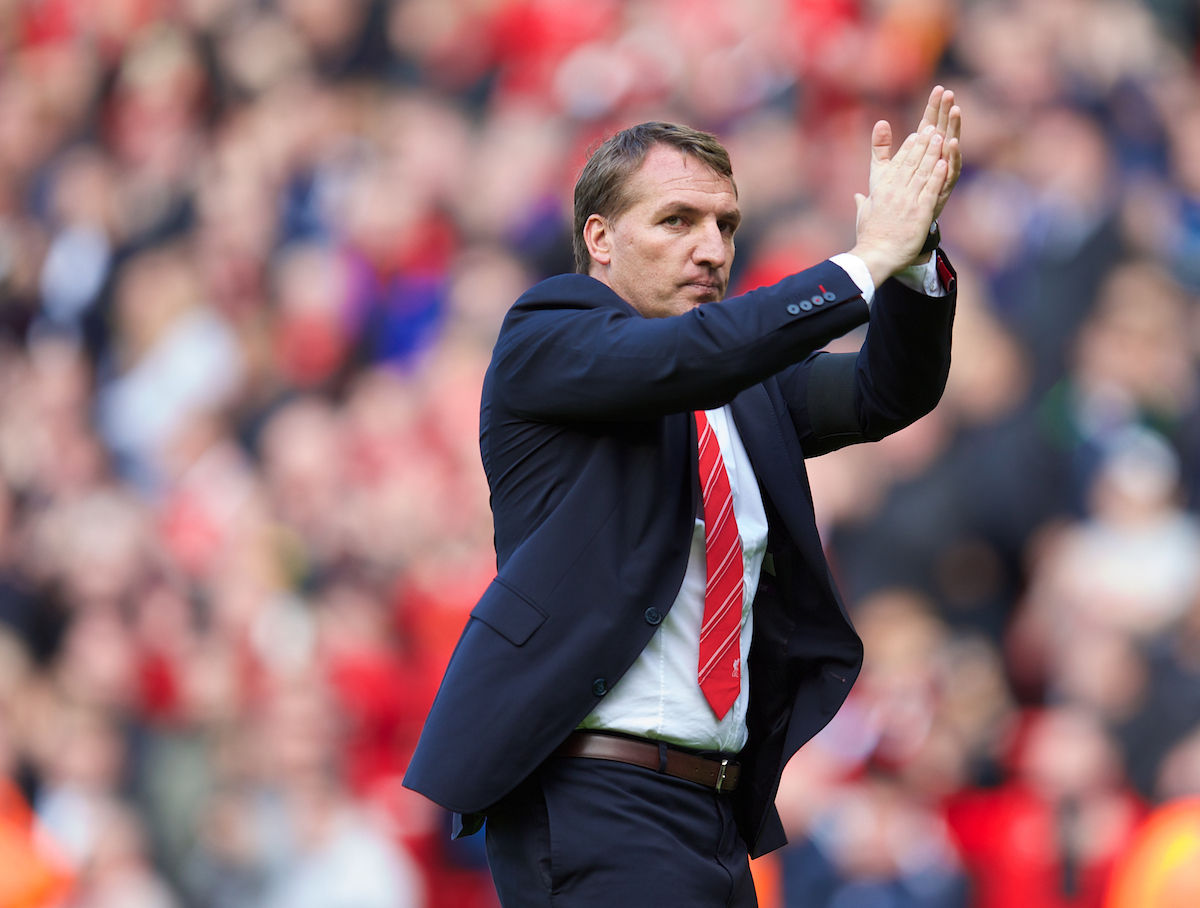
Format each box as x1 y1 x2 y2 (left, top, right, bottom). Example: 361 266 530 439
0 1 1199 905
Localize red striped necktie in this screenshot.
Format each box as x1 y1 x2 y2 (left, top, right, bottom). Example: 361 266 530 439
695 410 743 720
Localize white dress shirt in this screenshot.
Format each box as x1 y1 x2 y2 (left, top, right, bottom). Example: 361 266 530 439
579 254 945 752
580 404 769 752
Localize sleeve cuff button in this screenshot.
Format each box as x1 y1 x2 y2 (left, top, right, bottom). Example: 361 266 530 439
786 303 801 315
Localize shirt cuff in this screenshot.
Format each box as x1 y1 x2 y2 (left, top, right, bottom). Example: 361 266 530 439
829 252 875 307
894 257 947 297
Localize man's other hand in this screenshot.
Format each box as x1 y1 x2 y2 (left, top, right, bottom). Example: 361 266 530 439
916 85 963 222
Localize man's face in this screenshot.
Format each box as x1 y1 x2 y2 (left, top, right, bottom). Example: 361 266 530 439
586 144 740 319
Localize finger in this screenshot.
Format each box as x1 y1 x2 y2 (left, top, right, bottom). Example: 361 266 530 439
946 136 962 181
918 85 944 132
945 105 962 150
936 89 953 137
900 125 935 170
909 133 944 187
934 136 962 218
893 130 919 166
871 120 893 165
918 158 950 216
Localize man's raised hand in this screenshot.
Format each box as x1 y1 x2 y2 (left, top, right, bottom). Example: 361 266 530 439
850 124 948 288
865 86 961 215
850 86 962 288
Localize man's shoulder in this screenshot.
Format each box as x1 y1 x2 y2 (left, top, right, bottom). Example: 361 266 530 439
513 273 638 315
492 274 641 354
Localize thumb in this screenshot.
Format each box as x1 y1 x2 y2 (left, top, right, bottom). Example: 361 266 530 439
871 120 892 164
854 192 867 217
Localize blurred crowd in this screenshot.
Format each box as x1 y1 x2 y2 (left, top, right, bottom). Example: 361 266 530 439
1 0 1200 906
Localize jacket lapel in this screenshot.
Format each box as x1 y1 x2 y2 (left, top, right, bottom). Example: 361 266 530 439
729 383 832 595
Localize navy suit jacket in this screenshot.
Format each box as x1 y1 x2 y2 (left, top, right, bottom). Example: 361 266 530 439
403 256 956 857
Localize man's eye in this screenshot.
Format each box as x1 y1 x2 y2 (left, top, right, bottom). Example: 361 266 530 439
663 216 683 227
720 222 736 235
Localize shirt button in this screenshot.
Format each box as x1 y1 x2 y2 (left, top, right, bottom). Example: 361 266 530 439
592 678 608 696
800 299 813 311
644 607 663 625
786 303 801 315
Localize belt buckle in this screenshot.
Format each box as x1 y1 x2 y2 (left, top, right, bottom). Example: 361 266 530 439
715 758 729 792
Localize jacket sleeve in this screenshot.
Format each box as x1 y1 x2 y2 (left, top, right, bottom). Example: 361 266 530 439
490 262 869 422
779 251 958 457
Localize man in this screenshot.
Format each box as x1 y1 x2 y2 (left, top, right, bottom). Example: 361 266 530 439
404 87 962 906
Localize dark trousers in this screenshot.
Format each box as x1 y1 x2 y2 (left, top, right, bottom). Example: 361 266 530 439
485 755 758 908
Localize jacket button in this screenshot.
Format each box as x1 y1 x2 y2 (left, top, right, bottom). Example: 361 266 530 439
644 607 663 625
823 290 837 301
811 295 824 306
592 678 608 696
786 303 801 315
800 299 813 311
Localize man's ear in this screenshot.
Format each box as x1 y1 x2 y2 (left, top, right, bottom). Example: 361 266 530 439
584 214 612 267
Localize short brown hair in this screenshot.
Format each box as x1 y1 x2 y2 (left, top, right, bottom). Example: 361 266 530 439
572 122 736 273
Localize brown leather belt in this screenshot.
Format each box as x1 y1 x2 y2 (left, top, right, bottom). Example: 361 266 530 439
555 731 740 793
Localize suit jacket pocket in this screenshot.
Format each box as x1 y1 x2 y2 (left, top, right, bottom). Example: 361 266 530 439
819 665 852 716
471 577 549 646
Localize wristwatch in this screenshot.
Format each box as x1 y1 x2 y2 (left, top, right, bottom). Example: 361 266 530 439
920 220 941 256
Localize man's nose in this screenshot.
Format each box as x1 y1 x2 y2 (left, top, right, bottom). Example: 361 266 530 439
693 221 728 268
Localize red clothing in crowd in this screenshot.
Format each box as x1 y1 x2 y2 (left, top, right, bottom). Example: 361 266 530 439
947 783 1145 908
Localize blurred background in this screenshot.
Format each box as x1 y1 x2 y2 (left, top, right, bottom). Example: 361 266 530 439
1 0 1200 906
